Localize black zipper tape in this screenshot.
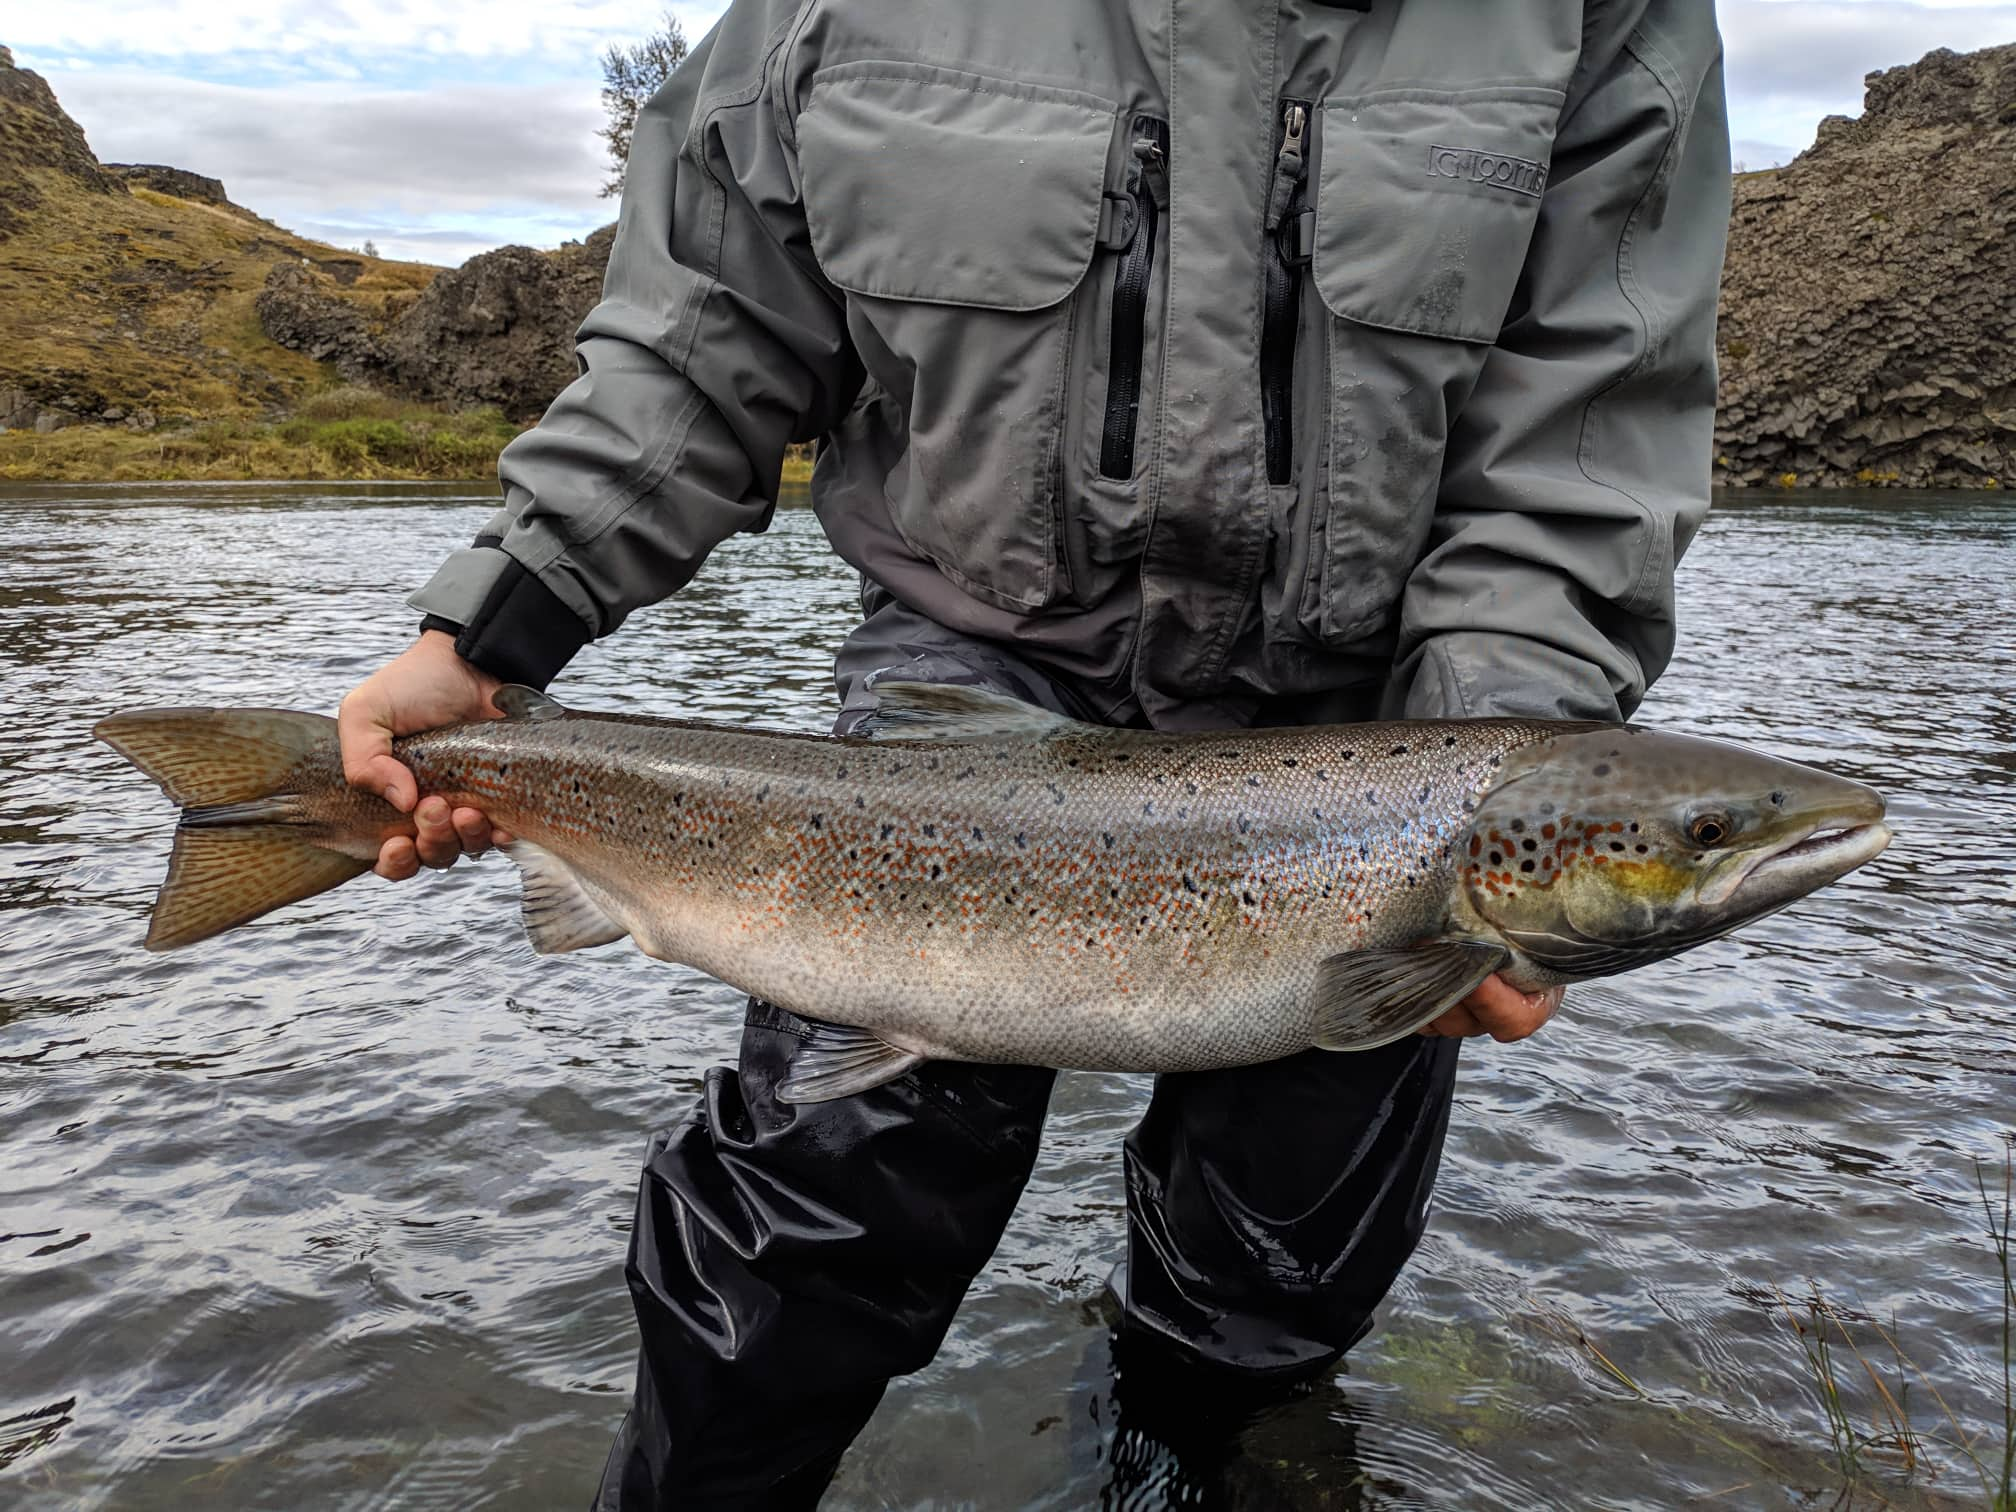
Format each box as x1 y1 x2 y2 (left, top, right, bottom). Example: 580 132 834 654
1099 116 1169 481
1261 99 1312 487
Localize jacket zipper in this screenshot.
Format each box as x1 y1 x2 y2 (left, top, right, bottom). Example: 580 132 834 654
1099 116 1169 480
1261 100 1311 487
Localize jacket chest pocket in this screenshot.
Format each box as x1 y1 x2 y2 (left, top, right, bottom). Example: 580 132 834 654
798 63 1119 613
1300 86 1562 647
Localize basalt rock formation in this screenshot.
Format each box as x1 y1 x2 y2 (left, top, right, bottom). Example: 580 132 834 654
1714 43 2016 488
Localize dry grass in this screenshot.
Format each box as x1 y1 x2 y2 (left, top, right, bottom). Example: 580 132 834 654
1 395 823 485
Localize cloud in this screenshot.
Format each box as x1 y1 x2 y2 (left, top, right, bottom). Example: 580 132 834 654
9 1 730 74
1719 1 2016 151
48 70 613 263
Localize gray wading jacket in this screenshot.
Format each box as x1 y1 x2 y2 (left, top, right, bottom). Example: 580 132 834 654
411 0 1730 729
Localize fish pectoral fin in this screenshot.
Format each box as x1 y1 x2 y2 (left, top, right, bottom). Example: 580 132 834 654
854 682 1093 743
1312 940 1511 1051
775 1023 927 1103
505 841 630 955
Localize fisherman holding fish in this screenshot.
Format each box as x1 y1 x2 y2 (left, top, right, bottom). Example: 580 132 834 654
264 1 1742 1504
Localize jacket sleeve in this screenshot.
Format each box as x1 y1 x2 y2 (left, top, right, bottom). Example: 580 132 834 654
409 0 861 688
1384 1 1730 723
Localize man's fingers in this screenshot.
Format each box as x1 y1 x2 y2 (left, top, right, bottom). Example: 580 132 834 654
450 806 493 855
375 836 420 881
1421 1004 1483 1038
1460 975 1565 1043
413 797 463 868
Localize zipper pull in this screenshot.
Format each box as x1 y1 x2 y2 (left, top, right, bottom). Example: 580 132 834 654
1265 103 1307 232
1133 134 1169 210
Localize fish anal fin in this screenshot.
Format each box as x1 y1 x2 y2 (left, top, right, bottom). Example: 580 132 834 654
776 1022 927 1103
506 841 629 954
855 682 1090 743
1314 940 1511 1051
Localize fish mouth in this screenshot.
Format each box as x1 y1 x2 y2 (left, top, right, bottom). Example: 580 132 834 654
1721 819 1892 914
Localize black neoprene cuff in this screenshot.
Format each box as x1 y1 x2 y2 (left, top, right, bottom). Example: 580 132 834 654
425 558 591 690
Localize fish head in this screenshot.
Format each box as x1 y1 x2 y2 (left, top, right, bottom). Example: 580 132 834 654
1458 727 1890 983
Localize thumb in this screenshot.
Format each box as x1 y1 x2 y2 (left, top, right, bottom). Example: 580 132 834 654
338 689 419 812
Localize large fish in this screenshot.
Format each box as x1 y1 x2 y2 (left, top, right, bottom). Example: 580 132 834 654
94 684 1890 1100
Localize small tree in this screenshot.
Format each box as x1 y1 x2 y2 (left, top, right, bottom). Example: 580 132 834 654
362 239 380 259
599 13 689 197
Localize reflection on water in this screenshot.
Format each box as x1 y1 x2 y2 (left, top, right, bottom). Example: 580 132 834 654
1 482 2011 1510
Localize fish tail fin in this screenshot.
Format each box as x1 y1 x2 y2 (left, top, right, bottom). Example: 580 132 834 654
93 707 373 950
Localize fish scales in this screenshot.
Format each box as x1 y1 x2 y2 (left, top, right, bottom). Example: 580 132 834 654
393 712 1558 1071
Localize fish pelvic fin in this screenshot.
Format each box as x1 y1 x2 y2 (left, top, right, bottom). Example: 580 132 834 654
505 841 630 954
776 1022 926 1103
1313 940 1511 1051
854 682 1093 743
92 707 371 950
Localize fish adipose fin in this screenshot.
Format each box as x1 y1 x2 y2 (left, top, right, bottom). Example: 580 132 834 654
856 682 1092 743
1313 940 1511 1051
776 1022 927 1103
494 685 566 723
506 841 630 954
93 707 372 950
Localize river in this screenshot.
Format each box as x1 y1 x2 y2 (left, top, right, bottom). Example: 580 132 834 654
1 482 2012 1510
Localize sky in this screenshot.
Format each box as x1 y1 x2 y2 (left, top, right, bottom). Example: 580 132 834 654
12 1 2016 268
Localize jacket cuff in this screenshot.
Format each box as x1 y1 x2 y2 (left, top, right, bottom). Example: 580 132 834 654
407 545 591 690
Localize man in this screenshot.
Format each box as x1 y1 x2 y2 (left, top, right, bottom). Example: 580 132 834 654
339 0 1729 1504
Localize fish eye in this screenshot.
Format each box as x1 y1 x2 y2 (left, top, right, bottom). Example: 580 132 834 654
1686 812 1734 848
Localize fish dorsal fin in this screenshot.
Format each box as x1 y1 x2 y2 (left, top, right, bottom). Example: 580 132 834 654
855 682 1091 743
494 685 566 723
504 841 630 954
1312 940 1510 1051
775 1021 927 1103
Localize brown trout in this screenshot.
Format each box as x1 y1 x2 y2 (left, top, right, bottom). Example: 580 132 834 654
94 684 1890 1100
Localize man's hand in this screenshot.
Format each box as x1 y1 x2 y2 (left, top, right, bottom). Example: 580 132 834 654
1421 975 1564 1042
338 630 512 880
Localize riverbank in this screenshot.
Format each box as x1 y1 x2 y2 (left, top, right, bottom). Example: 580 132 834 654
0 393 819 485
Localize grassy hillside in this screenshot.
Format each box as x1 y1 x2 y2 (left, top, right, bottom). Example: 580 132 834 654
0 171 437 428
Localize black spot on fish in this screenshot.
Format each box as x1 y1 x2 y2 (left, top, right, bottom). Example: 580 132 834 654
972 826 985 842
1593 763 1611 777
880 823 894 840
1015 833 1028 849
1628 822 1640 833
1237 815 1251 835
1181 874 1199 894
1520 860 1535 873
1282 757 1298 769
1102 831 1116 848
1389 744 1408 757
1047 784 1066 806
836 764 848 779
854 796 866 810
922 823 936 838
957 766 976 780
1315 769 1328 782
1184 780 1198 795
1143 802 1155 816
1243 890 1257 906
1522 838 1537 852
1510 819 1525 833
1635 843 1648 853
1610 841 1625 852
809 813 823 830
1085 936 1096 948
929 863 942 880
1489 851 1503 865
1444 736 1457 748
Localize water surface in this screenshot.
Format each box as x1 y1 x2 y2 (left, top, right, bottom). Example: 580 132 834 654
1 482 2012 1509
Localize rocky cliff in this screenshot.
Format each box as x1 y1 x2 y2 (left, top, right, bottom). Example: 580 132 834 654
0 45 435 433
255 226 616 419
1715 43 2016 488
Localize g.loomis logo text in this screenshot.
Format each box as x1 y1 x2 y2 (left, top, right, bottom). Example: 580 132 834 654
1426 145 1548 198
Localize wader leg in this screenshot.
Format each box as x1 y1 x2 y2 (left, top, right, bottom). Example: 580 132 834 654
592 1007 1056 1512
1114 1035 1462 1382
